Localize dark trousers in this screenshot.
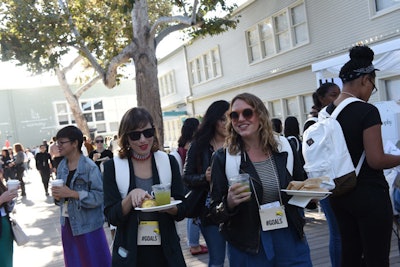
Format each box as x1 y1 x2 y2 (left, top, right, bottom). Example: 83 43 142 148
39 169 51 194
330 183 393 267
16 166 26 196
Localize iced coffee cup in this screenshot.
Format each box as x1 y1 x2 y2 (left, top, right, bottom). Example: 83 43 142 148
51 179 64 188
51 179 64 204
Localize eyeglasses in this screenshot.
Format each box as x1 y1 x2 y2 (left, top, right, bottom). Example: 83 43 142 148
56 140 71 146
370 80 378 95
127 128 155 141
95 140 104 143
229 108 254 122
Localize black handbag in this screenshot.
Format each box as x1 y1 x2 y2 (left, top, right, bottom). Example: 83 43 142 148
185 187 208 218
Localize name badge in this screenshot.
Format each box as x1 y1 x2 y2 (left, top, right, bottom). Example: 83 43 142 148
259 201 288 231
62 201 69 217
137 221 161 245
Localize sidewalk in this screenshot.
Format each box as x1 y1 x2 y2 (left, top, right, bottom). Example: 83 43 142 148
12 169 400 266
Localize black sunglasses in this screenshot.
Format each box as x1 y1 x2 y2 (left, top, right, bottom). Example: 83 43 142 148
127 128 155 141
229 108 254 121
95 140 104 143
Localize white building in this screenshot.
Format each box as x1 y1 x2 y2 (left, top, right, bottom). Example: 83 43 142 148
159 0 400 147
1 0 399 149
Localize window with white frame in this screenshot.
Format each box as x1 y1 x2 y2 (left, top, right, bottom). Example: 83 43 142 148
188 47 222 85
286 97 299 120
260 19 275 57
374 0 400 12
246 1 308 63
159 71 176 97
54 99 110 133
163 118 183 149
247 27 261 62
270 100 283 120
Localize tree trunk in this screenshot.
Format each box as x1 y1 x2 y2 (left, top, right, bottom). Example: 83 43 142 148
133 49 164 148
132 0 164 148
55 68 91 137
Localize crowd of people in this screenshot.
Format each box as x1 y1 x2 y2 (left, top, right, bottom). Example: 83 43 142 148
1 44 399 267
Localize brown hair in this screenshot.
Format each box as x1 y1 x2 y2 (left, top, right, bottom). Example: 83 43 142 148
227 93 278 155
118 107 160 159
13 143 24 153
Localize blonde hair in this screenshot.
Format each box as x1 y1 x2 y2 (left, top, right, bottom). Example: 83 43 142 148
226 93 278 154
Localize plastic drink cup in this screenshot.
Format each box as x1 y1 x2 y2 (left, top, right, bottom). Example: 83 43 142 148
51 179 64 205
7 180 19 191
51 179 64 188
228 173 250 192
152 184 171 206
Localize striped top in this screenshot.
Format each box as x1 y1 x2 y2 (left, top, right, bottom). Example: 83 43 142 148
252 156 281 205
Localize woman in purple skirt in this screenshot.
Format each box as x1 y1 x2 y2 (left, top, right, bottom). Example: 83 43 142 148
51 126 111 267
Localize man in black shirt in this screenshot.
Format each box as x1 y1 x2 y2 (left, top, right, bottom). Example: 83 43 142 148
35 144 52 196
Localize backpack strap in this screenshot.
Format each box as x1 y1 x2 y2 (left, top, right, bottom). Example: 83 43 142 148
329 96 366 175
330 97 362 119
287 136 300 152
114 156 130 198
153 151 172 185
114 151 172 198
226 135 294 177
169 149 183 175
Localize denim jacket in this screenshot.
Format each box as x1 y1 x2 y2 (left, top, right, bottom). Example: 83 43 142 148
57 154 104 236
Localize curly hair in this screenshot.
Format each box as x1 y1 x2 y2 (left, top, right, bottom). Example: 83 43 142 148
117 107 160 159
226 93 278 155
339 45 376 83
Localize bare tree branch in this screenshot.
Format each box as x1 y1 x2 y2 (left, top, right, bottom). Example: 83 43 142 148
155 23 192 46
103 42 137 88
62 55 82 72
150 15 192 38
75 74 102 98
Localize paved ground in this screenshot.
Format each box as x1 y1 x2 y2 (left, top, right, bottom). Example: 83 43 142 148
11 168 400 266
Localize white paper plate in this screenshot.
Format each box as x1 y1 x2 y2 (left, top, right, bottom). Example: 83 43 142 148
281 189 332 198
135 200 182 212
281 190 331 208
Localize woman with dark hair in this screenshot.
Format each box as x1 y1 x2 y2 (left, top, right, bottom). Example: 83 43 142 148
1 149 14 182
13 143 26 197
284 116 306 180
103 107 187 267
0 169 18 267
271 118 283 135
328 45 400 266
312 82 340 111
183 100 230 267
209 93 311 266
171 117 208 255
51 125 111 267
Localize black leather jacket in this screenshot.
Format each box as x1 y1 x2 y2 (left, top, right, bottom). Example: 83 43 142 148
182 141 214 222
209 149 306 255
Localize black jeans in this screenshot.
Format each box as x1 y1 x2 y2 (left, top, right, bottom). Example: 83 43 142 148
330 183 393 267
16 166 26 196
39 169 51 194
